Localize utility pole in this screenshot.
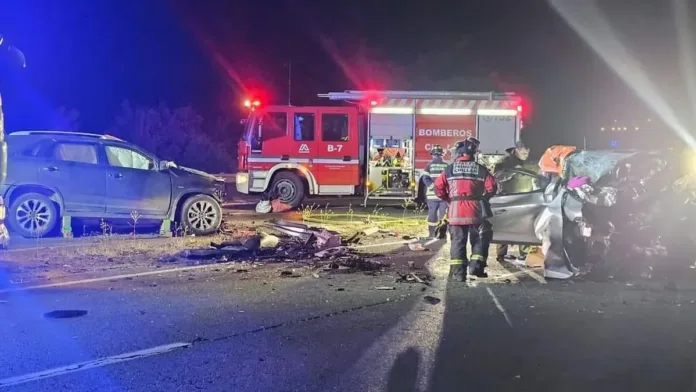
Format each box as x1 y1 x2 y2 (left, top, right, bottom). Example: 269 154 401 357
287 60 292 106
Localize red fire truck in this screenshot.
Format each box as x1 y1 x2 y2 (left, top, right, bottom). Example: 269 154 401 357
236 90 523 207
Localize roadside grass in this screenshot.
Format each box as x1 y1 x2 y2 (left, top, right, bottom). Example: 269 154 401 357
300 202 428 240
1 216 261 283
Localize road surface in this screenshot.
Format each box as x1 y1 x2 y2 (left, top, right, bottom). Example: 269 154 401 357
2 237 696 392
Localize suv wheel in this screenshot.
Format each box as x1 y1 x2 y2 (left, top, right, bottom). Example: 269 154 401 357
179 194 222 236
8 192 58 238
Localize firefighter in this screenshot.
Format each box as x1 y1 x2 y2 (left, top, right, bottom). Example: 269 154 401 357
434 137 497 281
421 144 449 239
493 139 537 262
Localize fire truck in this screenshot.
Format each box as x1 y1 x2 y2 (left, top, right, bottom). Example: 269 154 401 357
236 90 523 207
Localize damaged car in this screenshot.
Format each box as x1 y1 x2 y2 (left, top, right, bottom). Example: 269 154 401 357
2 130 226 237
489 146 695 279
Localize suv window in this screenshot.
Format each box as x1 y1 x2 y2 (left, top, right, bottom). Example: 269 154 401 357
294 113 315 141
496 170 546 194
321 113 349 142
105 146 153 170
54 143 98 165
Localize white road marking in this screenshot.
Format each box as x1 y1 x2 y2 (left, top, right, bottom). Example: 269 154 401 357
0 263 236 294
1 239 418 293
342 245 450 392
486 286 513 327
0 342 190 388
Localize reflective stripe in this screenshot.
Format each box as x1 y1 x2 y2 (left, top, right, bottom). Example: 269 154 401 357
450 259 465 265
470 254 485 261
427 222 439 227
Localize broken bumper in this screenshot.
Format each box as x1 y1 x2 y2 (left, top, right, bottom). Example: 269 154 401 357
236 172 250 194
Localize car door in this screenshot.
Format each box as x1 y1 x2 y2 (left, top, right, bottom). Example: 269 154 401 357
489 169 550 245
103 144 172 218
38 141 107 214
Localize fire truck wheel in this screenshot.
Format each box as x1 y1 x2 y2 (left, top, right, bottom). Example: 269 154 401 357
271 171 305 208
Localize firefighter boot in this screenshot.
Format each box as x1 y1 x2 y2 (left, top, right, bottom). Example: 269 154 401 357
436 220 448 240
427 225 437 239
468 260 488 278
449 264 467 282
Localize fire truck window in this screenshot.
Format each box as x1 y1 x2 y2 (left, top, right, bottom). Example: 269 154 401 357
321 113 349 142
263 112 287 139
294 113 315 141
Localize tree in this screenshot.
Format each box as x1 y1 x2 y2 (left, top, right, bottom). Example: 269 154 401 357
110 101 235 173
54 106 80 131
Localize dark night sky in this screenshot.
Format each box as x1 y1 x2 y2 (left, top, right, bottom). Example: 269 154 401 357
1 0 691 151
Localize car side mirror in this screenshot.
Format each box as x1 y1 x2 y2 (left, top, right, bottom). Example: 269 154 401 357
159 160 174 171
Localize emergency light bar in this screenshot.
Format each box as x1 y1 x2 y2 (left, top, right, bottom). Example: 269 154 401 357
318 90 518 101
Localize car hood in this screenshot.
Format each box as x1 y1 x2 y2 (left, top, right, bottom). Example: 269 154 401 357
171 165 225 183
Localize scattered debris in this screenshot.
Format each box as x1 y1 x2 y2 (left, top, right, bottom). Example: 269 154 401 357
271 199 292 213
280 270 301 278
397 272 432 285
315 230 341 249
375 286 396 290
423 295 441 305
362 227 380 236
44 310 88 319
408 243 427 252
160 219 386 275
259 232 280 249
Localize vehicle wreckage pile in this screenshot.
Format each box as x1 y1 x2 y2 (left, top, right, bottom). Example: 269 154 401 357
161 219 386 272
538 146 696 279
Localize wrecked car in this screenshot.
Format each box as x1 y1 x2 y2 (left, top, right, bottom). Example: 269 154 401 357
489 147 695 279
2 130 226 237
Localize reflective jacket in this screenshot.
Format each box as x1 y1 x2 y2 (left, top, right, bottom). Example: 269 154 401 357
421 156 449 200
434 155 497 225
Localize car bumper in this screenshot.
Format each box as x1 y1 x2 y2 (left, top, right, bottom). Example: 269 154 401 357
236 172 250 194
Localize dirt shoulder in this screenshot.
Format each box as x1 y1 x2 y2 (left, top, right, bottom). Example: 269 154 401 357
0 211 431 288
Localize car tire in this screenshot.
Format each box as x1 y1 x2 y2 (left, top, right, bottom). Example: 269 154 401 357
8 192 58 238
270 171 305 208
179 194 222 236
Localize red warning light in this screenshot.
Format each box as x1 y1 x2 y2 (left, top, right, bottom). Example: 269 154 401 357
517 105 523 113
370 100 378 106
243 98 262 110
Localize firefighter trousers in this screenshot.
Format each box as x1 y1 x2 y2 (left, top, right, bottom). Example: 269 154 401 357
449 221 493 267
469 220 493 267
426 199 447 238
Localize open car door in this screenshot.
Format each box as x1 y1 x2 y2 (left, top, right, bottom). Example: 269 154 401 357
489 168 555 245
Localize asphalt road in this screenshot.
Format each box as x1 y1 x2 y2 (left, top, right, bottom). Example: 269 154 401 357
2 239 696 392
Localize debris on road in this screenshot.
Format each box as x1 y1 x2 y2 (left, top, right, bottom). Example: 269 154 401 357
423 295 441 305
362 227 380 236
162 219 385 274
396 272 432 285
408 243 427 252
44 310 88 319
375 286 396 290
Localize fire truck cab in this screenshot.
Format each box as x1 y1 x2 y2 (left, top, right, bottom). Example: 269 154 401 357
236 90 522 207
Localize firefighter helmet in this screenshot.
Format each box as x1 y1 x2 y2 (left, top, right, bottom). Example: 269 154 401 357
455 137 480 156
430 144 444 156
